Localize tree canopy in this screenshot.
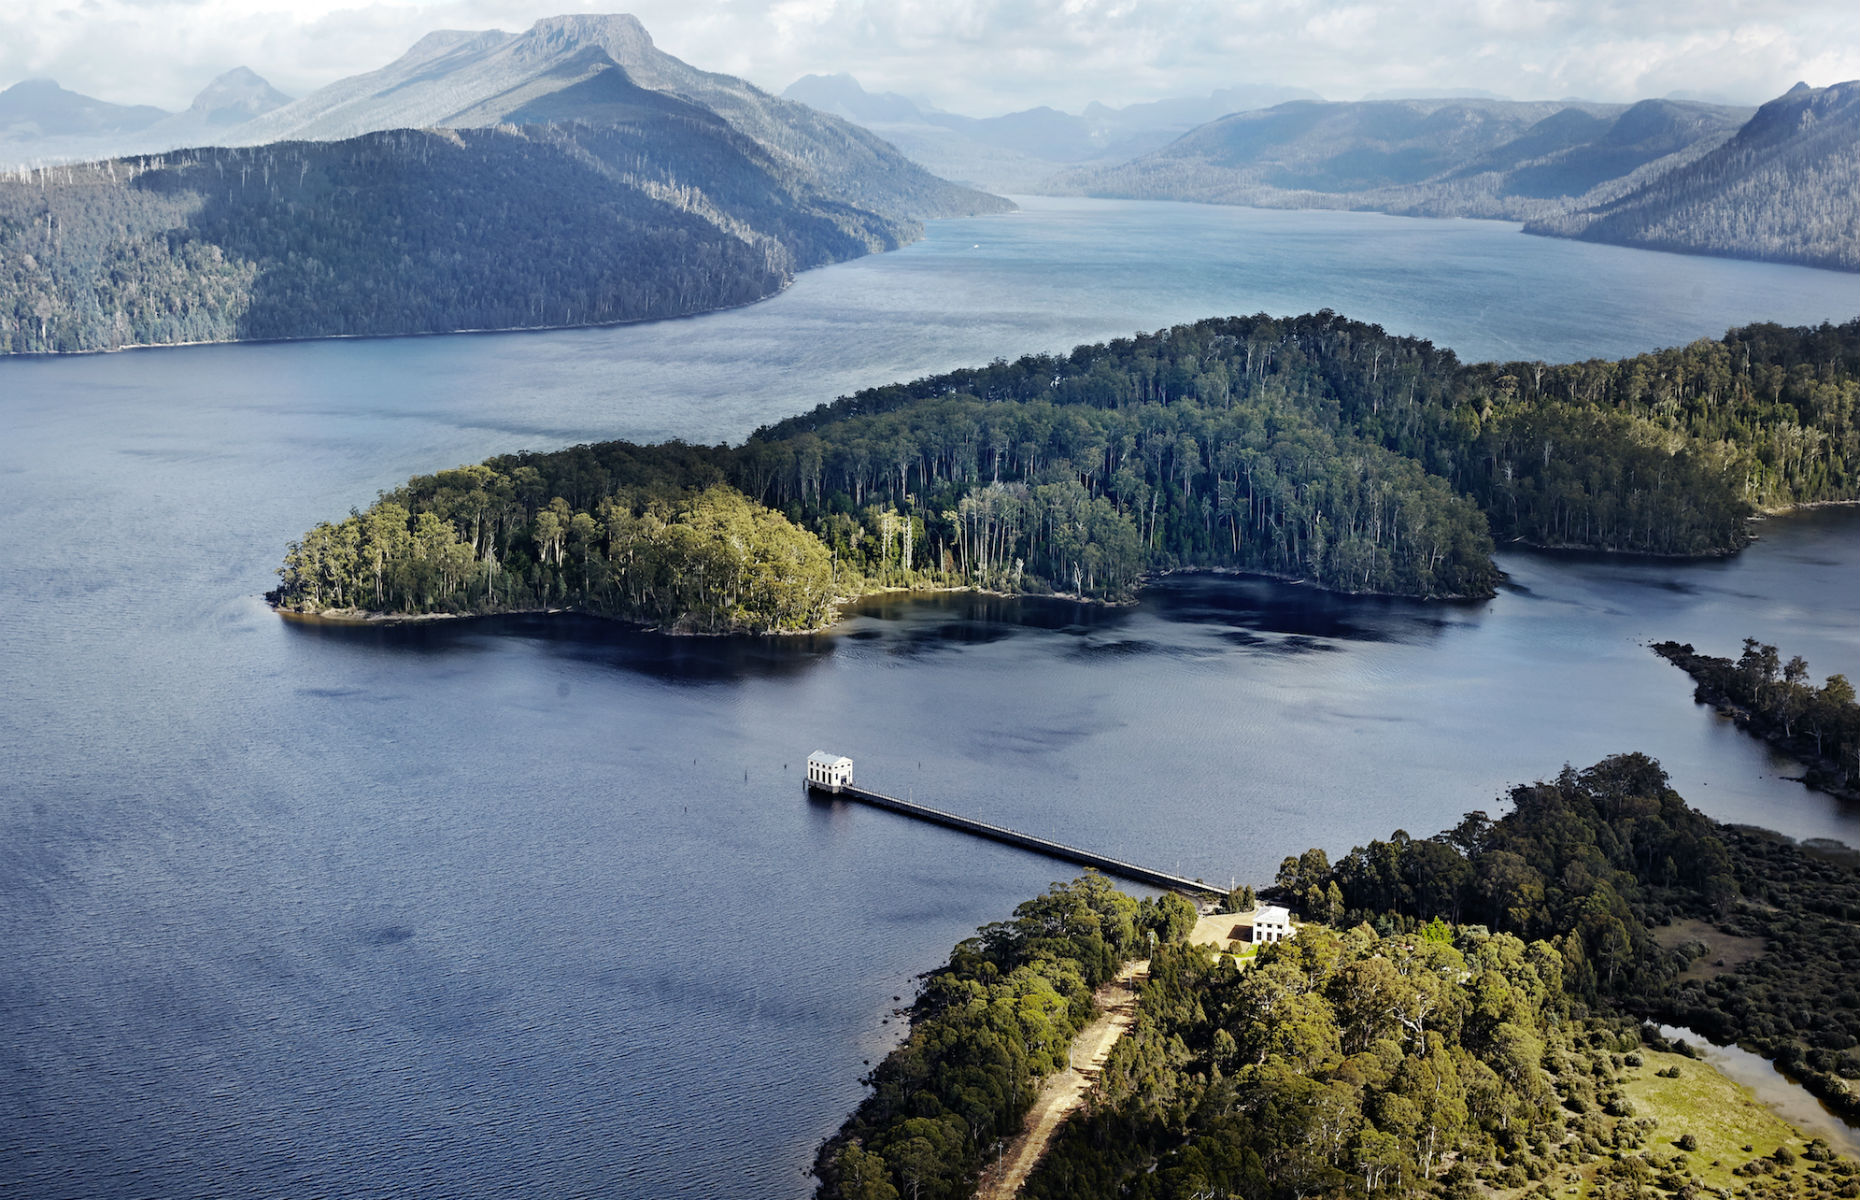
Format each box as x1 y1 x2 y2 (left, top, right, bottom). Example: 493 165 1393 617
275 312 1860 628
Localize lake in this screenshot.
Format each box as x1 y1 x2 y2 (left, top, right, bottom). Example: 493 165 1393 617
1 197 1856 1198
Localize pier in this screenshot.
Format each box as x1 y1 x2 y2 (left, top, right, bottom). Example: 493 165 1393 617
806 762 1218 896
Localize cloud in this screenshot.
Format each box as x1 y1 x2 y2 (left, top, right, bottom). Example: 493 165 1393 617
5 0 1857 113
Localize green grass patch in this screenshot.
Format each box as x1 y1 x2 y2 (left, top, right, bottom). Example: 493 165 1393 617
1613 1048 1808 1193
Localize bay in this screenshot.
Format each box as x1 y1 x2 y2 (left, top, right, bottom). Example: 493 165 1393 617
1 198 1857 1198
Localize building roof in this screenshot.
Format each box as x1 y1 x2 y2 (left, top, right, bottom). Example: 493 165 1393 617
1255 904 1292 922
807 750 852 768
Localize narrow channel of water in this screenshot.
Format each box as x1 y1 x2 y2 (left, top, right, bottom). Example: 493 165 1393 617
1659 1025 1860 1155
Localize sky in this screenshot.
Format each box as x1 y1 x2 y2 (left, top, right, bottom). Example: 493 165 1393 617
6 0 1858 115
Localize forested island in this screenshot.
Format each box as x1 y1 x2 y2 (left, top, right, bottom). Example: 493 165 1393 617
817 755 1860 1199
1653 640 1860 800
273 312 1860 632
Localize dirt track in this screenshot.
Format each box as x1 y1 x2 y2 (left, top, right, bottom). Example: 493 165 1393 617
974 958 1149 1199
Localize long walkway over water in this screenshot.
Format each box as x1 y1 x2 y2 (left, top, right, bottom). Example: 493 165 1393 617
811 783 1220 896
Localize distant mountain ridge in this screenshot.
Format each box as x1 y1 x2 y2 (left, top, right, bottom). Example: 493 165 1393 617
781 73 1320 192
180 68 293 130
1044 95 1754 218
0 70 293 166
1526 81 1860 271
1034 84 1857 270
0 78 169 140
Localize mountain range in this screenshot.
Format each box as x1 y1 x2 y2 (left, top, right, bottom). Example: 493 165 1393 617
794 74 1854 271
781 73 1320 192
1036 85 1857 271
0 15 1007 354
1526 81 1860 271
1042 95 1758 219
222 15 991 224
2 9 1850 358
0 69 292 166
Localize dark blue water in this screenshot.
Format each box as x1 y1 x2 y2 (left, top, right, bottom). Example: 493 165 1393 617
2 198 1857 1199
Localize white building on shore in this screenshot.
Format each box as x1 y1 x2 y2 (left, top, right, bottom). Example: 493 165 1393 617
1251 904 1296 944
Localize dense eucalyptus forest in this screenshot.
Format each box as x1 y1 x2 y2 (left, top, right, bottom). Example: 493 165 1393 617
273 312 1860 630
1287 754 1860 1127
817 756 1860 1200
812 875 1193 1200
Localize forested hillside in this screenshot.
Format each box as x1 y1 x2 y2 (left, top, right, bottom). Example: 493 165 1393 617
812 875 1191 1200
1528 82 1860 272
1025 927 1655 1199
1282 753 1860 1127
0 119 920 353
273 312 1860 627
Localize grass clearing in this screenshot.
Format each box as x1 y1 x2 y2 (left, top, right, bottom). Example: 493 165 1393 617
1611 1048 1807 1194
1654 916 1769 982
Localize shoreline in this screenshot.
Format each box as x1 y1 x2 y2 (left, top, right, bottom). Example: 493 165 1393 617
270 578 1100 638
1502 535 1748 561
268 563 1495 640
4 278 807 359
1502 500 1860 562
266 500 1860 638
273 600 821 638
1651 640 1860 805
1149 563 1495 602
0 202 1012 360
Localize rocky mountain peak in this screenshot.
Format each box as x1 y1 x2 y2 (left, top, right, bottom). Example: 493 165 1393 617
519 13 655 66
186 67 292 126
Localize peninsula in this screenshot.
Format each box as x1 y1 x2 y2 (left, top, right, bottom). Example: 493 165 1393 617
816 755 1860 1199
1653 640 1860 802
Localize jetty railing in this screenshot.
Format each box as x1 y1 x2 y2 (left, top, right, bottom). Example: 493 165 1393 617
810 781 1219 896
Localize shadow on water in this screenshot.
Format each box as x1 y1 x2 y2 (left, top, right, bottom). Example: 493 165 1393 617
843 576 1483 652
280 574 1487 686
840 590 1116 632
1140 573 1483 643
280 611 837 684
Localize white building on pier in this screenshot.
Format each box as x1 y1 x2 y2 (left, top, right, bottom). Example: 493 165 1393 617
807 752 854 792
